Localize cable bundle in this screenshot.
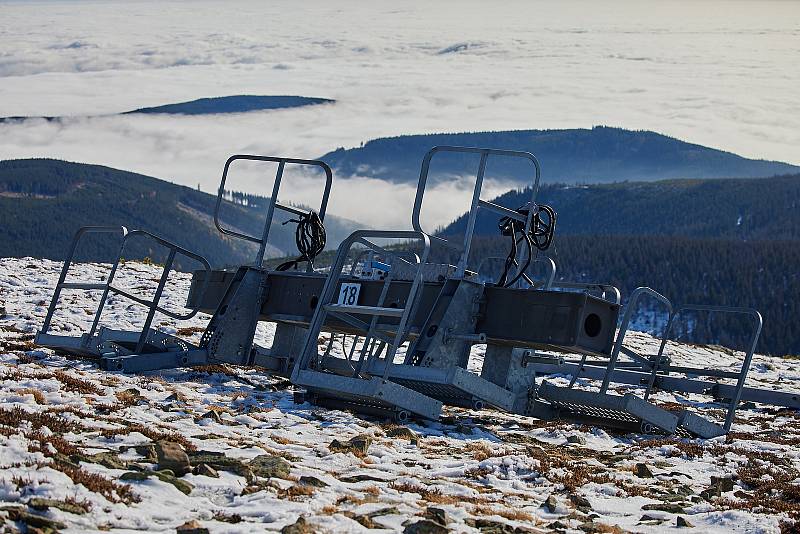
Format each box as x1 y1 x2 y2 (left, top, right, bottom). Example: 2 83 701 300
497 203 556 287
276 210 326 271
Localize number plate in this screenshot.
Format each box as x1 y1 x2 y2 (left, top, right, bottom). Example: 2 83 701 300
337 283 361 306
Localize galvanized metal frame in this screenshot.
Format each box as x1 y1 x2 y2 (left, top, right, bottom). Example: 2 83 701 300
38 226 211 355
411 146 541 277
213 154 333 267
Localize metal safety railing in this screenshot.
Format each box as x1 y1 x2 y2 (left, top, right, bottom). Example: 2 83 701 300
292 230 431 382
649 304 762 431
40 226 211 354
411 146 541 278
213 154 333 268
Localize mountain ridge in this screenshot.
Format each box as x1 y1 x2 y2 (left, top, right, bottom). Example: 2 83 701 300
0 158 359 268
320 126 798 185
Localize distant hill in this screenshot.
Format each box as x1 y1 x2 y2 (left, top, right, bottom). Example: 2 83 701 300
440 174 800 240
0 95 334 123
0 159 359 268
123 95 334 115
320 127 799 185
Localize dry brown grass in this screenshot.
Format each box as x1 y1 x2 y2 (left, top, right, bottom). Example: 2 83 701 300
363 485 380 496
52 463 140 505
270 434 294 445
718 457 800 519
114 389 143 408
0 406 80 434
279 484 316 500
16 387 47 405
389 481 487 505
176 326 205 337
100 421 196 452
53 370 104 395
471 504 534 522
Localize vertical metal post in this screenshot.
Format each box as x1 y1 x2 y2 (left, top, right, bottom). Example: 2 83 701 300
255 160 285 267
85 241 127 342
135 250 176 354
458 151 488 277
724 317 761 430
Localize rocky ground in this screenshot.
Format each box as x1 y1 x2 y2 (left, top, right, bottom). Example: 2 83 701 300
1 258 799 533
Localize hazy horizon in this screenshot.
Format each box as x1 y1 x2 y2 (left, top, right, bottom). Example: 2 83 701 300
1 0 798 228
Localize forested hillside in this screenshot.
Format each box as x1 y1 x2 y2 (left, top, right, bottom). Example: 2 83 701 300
0 159 359 268
441 175 800 240
431 235 800 356
320 127 798 185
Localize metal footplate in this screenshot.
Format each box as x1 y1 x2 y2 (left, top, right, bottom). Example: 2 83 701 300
294 369 442 421
533 382 726 438
319 356 517 411
533 381 679 434
383 365 516 411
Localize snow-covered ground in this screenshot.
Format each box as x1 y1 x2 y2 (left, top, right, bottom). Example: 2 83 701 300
1 257 799 533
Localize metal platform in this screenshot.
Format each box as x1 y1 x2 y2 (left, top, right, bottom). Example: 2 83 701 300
32 146 794 438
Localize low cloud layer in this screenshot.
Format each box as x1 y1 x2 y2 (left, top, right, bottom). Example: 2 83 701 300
0 0 798 228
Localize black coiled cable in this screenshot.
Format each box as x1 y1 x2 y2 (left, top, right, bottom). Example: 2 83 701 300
497 203 556 287
276 210 326 271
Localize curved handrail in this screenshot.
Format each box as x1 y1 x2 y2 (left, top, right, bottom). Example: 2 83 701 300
115 230 212 321
411 146 541 277
600 286 673 394
213 154 333 266
41 225 129 333
656 304 762 431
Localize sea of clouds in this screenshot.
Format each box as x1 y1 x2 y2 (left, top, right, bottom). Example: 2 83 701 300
0 0 798 229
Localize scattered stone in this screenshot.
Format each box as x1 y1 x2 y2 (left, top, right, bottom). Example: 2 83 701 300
567 434 586 445
133 444 157 461
73 452 127 470
549 521 570 530
329 434 372 457
3 508 66 531
425 507 449 526
193 463 219 478
387 427 417 440
152 470 194 494
176 519 209 534
120 470 194 494
543 494 558 513
734 490 751 499
155 441 191 476
404 519 450 534
201 410 223 423
635 463 654 478
642 503 686 514
579 522 626 534
249 455 291 479
281 516 315 534
27 497 88 515
677 516 694 528
710 476 735 492
298 475 327 487
465 518 537 533
638 515 664 524
339 473 392 483
120 471 150 481
569 494 592 513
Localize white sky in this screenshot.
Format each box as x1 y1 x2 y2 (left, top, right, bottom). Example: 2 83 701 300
0 0 798 228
